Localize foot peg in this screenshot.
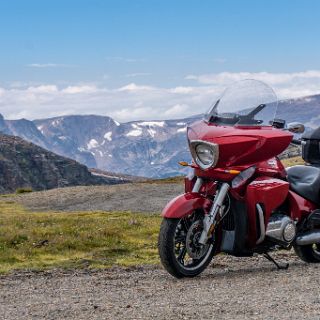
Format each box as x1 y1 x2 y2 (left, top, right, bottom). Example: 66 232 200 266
263 252 289 270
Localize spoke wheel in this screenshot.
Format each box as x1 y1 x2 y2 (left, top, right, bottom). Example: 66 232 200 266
158 212 215 278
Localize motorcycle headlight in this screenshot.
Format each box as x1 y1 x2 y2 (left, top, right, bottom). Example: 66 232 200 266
189 140 219 170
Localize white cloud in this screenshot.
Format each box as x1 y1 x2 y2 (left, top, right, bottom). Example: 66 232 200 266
164 104 189 117
1 70 320 122
27 85 58 93
117 83 154 92
185 70 320 98
26 63 73 68
62 85 99 94
169 86 194 94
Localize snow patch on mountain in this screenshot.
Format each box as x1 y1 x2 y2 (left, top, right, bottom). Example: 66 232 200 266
104 131 112 141
177 127 187 133
126 129 142 137
52 119 61 127
148 128 156 137
138 121 165 127
87 139 99 149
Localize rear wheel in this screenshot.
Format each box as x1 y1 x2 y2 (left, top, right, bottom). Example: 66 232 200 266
294 244 320 263
158 212 216 278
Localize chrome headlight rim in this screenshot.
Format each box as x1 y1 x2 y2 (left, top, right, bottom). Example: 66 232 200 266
189 140 219 170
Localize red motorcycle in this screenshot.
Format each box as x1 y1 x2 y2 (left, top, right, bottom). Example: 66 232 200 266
158 79 320 278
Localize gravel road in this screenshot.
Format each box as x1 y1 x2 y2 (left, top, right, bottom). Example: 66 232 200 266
3 184 320 319
1 252 320 320
11 183 184 213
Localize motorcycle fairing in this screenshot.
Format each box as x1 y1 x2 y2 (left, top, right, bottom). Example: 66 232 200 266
188 121 293 168
245 177 289 247
161 192 212 218
288 190 317 221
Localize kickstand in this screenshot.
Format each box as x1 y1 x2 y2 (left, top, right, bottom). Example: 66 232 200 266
263 252 289 270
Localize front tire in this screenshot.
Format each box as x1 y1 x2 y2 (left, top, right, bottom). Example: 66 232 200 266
294 244 320 263
158 215 215 278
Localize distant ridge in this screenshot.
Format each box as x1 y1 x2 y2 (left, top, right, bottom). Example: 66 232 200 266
0 134 126 194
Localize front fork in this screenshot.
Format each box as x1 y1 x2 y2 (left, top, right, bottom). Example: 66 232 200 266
196 180 230 245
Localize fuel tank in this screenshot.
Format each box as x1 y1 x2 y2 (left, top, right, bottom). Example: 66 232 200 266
188 120 293 167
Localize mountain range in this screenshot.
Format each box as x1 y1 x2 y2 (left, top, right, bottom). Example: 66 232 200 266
0 94 319 178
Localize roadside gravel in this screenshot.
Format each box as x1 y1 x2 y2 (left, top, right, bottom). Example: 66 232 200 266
1 252 320 320
2 184 320 319
9 183 184 213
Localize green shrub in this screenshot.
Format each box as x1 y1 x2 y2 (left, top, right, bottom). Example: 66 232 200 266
15 188 33 194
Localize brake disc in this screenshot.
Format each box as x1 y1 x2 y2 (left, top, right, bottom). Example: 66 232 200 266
186 220 210 259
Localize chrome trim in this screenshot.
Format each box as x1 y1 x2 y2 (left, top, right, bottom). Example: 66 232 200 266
295 230 320 246
189 140 219 170
265 214 296 243
198 182 230 245
192 177 203 193
256 204 265 245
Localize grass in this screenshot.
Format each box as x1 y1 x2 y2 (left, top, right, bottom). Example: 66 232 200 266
146 176 185 184
281 156 304 167
0 155 305 274
0 201 161 274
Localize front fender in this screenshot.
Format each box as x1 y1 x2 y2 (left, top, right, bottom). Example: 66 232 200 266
161 192 212 218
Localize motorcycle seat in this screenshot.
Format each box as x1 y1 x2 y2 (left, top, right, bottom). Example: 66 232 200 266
286 165 320 205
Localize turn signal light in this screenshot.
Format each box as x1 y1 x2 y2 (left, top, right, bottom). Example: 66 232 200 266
225 169 241 175
178 161 190 167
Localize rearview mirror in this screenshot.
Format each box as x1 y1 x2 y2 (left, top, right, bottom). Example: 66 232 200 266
287 122 305 134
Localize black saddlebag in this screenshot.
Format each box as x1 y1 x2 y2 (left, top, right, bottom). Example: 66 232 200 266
302 127 320 165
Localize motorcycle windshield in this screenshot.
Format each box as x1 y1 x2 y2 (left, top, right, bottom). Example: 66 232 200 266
205 79 278 127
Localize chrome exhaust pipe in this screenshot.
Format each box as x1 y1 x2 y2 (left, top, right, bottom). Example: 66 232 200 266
295 230 320 246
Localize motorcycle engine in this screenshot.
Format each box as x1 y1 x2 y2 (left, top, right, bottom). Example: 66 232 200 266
265 214 296 245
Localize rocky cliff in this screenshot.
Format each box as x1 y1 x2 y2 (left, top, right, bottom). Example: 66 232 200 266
0 134 124 194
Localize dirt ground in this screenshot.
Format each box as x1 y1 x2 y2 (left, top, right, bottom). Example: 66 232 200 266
1 252 320 320
9 183 184 213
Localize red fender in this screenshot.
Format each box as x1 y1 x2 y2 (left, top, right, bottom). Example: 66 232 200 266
161 192 213 218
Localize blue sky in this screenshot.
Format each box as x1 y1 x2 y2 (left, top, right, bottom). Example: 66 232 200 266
1 0 320 121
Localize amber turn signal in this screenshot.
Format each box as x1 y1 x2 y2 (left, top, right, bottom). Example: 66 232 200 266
225 169 241 175
178 161 190 167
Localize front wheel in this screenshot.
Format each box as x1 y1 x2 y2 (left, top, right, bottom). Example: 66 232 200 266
158 214 215 278
294 243 320 263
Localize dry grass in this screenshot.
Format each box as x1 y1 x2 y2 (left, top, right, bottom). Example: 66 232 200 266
145 176 185 184
0 201 161 274
281 156 305 167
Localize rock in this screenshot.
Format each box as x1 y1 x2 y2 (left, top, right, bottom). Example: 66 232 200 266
0 134 125 194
